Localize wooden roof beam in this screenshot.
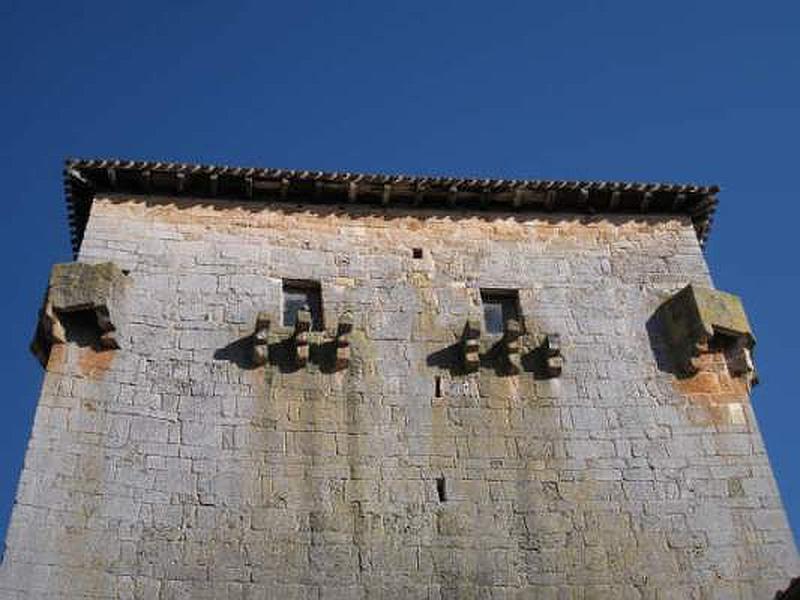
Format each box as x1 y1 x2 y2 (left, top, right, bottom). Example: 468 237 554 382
140 170 151 193
209 173 219 196
578 188 590 212
513 188 524 209
641 191 653 212
413 183 425 207
448 186 458 208
544 190 557 211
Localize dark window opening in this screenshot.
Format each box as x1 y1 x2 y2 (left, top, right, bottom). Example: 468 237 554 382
436 476 447 502
710 330 754 380
480 289 521 334
58 308 104 348
412 248 423 259
709 330 740 353
434 375 443 398
282 280 323 330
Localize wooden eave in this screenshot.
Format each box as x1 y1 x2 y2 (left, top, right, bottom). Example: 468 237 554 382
64 158 720 257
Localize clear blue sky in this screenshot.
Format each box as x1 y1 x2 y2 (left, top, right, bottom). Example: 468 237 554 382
1 1 798 548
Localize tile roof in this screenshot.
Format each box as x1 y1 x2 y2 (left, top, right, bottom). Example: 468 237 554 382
64 158 719 257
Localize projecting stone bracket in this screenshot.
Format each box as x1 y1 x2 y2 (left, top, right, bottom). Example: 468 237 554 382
504 318 524 374
658 284 757 387
335 312 354 371
461 317 481 372
293 309 312 366
445 317 564 378
539 333 563 378
251 312 271 366
31 262 129 367
250 310 355 371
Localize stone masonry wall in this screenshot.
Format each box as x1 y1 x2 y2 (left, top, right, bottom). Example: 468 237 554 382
1 195 797 599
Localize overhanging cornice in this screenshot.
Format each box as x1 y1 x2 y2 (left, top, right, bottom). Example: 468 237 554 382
64 158 719 257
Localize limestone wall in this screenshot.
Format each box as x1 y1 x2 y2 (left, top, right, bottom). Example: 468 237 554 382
1 196 797 599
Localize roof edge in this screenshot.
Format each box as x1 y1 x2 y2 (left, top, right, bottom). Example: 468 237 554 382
64 157 719 257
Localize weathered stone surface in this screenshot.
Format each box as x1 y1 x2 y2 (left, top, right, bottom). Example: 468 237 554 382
658 284 756 384
30 261 129 367
1 196 797 599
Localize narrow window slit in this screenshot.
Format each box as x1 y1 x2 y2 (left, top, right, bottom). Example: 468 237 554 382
436 476 447 502
434 375 443 398
412 248 423 259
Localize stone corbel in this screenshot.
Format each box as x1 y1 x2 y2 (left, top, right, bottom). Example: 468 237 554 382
659 284 757 386
504 318 523 373
335 312 354 370
31 262 128 367
294 308 311 366
35 299 66 353
94 306 117 349
252 312 271 366
461 317 481 372
542 333 563 378
250 309 358 370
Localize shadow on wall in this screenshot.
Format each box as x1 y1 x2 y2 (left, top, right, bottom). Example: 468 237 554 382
213 335 255 370
776 578 800 600
426 339 559 379
217 330 559 378
58 309 106 350
214 334 343 374
645 307 678 377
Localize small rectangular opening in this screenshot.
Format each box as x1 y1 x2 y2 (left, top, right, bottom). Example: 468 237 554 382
436 476 447 502
412 248 423 259
57 308 104 347
434 375 443 398
480 289 521 334
282 280 323 330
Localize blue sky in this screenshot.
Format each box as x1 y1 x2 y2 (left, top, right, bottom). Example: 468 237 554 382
1 1 798 548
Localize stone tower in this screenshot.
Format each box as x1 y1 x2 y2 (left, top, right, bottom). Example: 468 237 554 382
0 159 797 599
